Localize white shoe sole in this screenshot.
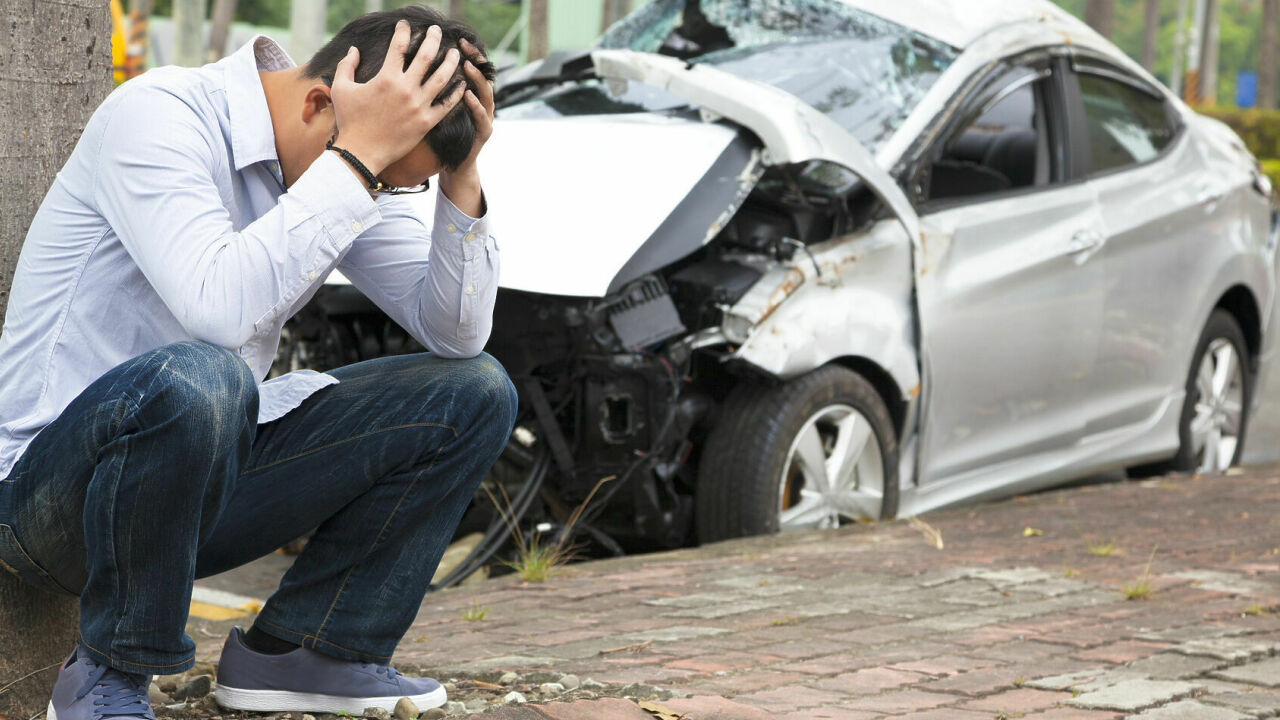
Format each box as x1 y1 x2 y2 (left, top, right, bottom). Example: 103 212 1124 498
213 684 447 714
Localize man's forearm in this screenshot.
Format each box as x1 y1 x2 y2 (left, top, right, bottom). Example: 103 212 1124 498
438 164 484 218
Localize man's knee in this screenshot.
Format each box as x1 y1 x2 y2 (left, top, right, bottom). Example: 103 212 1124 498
132 341 257 430
449 352 518 442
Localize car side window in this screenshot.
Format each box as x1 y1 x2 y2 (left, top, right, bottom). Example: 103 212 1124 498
927 73 1054 203
1078 72 1176 174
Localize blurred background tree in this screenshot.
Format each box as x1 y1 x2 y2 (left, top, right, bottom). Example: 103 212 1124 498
136 0 1277 107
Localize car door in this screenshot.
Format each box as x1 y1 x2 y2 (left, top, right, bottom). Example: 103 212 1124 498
1067 58 1219 440
914 56 1108 487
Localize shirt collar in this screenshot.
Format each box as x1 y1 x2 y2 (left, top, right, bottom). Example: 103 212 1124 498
224 35 295 172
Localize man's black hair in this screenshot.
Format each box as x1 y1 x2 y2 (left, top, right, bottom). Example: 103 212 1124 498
304 5 497 170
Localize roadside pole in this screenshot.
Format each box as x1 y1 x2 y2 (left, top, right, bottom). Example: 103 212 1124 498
1199 0 1221 105
1170 0 1190 95
1185 0 1206 102
173 0 206 67
291 0 327 66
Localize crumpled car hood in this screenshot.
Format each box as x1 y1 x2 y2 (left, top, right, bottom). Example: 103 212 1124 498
409 113 745 298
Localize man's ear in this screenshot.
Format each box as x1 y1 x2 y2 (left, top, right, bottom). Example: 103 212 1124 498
301 83 334 127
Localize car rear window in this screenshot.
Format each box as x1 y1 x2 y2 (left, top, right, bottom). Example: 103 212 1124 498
1078 73 1177 174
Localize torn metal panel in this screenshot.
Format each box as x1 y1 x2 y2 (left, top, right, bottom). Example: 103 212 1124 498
725 218 920 397
590 49 922 247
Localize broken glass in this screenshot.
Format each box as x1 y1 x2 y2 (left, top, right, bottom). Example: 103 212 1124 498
507 0 958 153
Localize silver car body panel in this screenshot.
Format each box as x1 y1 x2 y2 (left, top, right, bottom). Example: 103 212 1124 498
331 1 1278 513
589 48 925 391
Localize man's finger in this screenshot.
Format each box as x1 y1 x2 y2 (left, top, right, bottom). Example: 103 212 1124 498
463 89 490 135
429 80 467 120
380 19 412 74
463 61 495 116
334 46 359 86
406 24 441 80
458 38 487 65
423 47 461 99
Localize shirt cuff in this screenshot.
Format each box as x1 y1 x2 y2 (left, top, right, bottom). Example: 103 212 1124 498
434 188 491 259
290 151 383 249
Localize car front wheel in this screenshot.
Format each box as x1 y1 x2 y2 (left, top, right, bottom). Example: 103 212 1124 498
696 365 899 543
1174 309 1251 474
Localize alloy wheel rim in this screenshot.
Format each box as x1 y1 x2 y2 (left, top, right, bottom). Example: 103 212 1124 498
778 404 884 531
1190 338 1244 474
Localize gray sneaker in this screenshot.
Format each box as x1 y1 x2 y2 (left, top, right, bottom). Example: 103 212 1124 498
47 647 154 720
213 627 446 713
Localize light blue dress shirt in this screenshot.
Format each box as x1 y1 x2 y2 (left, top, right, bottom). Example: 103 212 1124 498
0 37 499 479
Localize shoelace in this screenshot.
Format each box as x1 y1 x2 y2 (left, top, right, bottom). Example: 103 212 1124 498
362 663 401 681
74 659 154 719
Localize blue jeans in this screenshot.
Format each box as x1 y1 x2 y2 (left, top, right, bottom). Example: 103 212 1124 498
0 341 516 675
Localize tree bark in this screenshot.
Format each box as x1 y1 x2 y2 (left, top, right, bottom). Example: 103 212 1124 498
601 0 629 32
527 0 548 61
0 0 111 714
1142 0 1161 70
1261 0 1279 109
1085 0 1115 38
206 0 237 63
1200 0 1220 105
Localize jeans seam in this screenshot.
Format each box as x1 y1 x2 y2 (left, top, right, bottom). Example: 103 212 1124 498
313 444 444 644
242 422 458 476
78 632 194 670
252 616 393 661
0 525 77 595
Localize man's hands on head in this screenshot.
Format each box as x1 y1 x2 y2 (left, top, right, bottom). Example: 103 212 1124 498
329 21 464 177
437 37 494 218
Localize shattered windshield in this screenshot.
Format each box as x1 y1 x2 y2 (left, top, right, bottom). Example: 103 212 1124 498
502 0 957 152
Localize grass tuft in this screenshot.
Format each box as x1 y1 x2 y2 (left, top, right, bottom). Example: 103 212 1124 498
487 475 613 583
462 597 489 621
1087 537 1120 557
1122 545 1159 601
1244 604 1270 617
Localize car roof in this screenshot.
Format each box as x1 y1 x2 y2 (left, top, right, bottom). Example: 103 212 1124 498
840 0 1096 50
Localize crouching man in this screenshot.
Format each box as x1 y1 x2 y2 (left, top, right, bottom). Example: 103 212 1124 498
0 6 513 717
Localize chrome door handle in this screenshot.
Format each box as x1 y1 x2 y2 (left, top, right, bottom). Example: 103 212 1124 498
1068 230 1104 254
1197 184 1227 206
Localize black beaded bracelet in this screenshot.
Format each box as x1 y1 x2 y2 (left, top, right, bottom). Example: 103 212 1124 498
326 137 386 193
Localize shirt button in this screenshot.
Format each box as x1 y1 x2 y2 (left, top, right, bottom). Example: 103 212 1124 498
464 286 475 295
464 233 476 243
446 223 458 234
308 271 317 281
351 220 363 233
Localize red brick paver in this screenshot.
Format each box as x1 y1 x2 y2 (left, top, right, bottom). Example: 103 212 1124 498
191 471 1280 719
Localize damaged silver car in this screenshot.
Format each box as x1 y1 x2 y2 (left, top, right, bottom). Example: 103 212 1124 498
281 0 1280 578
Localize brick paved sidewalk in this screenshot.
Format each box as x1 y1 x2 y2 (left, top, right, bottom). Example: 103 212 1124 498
193 470 1280 719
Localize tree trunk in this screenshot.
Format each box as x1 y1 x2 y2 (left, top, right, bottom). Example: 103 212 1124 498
206 0 237 63
1142 0 1160 70
448 0 464 20
0 0 111 715
1200 0 1220 105
527 0 548 61
1261 0 1279 109
173 0 207 67
601 0 629 31
1085 0 1115 38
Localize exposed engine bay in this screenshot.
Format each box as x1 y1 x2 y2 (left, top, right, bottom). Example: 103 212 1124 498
275 152 892 581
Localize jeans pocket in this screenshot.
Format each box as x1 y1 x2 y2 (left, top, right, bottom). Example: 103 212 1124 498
0 524 78 597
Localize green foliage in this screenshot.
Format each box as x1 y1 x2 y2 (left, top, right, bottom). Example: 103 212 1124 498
1050 0 1277 108
1263 158 1280 191
151 0 520 53
1201 107 1280 159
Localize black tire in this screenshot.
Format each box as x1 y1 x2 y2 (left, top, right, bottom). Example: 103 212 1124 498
696 365 899 543
1129 308 1251 477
